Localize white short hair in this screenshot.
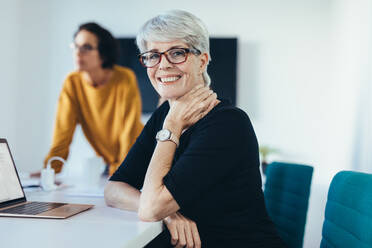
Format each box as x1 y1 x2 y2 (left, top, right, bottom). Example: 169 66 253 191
136 10 211 86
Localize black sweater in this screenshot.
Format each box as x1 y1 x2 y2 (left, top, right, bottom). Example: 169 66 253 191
111 99 285 248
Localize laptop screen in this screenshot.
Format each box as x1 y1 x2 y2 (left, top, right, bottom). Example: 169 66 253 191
0 142 25 203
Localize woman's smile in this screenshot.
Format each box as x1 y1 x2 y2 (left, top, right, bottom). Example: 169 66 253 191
157 75 183 85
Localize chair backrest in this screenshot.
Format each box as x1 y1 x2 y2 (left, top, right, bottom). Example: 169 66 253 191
264 162 314 248
321 171 372 248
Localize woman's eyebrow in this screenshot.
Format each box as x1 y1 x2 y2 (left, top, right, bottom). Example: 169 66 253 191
74 42 95 46
147 45 186 53
169 45 185 49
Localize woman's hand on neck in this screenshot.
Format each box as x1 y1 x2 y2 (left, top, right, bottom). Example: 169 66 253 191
164 85 218 134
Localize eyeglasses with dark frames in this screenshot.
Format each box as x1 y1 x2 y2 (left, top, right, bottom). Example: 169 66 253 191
138 47 201 68
70 43 98 54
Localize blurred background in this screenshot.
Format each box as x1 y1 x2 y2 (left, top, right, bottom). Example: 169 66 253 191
1 0 371 247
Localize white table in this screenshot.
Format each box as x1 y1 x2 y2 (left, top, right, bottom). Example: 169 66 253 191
0 184 163 248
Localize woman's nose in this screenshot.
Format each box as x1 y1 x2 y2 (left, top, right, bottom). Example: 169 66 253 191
74 49 82 58
158 54 172 69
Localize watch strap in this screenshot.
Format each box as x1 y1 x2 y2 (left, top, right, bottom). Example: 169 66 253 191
169 132 179 147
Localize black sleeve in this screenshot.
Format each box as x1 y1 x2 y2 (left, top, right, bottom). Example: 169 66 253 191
109 111 159 190
163 108 258 209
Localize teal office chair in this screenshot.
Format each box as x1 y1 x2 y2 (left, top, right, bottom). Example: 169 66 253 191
321 171 372 248
264 162 313 248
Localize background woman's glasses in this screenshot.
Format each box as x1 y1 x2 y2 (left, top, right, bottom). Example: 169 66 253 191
70 43 98 54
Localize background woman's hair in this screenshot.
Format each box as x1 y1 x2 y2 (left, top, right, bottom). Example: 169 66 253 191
75 22 118 69
136 10 212 86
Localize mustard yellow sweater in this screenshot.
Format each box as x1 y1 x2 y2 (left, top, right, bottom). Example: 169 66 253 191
44 65 144 176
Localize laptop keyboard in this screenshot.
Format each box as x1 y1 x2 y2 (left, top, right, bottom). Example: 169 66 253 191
0 202 66 215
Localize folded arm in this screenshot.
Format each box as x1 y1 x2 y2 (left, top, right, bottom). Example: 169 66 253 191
138 86 218 221
104 181 141 212
138 125 182 221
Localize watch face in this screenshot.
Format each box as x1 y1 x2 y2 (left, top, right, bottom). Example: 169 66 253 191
158 129 171 141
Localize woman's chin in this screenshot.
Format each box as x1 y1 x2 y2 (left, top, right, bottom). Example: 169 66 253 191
159 94 176 101
157 89 182 100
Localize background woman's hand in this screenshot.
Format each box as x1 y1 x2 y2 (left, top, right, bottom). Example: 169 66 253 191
164 212 201 248
164 84 218 134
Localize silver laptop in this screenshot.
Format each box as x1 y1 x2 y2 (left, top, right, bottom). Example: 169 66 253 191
0 138 93 219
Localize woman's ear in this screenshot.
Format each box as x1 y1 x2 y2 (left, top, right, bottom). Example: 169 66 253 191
199 53 209 74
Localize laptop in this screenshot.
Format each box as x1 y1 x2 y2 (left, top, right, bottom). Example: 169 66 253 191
0 138 93 219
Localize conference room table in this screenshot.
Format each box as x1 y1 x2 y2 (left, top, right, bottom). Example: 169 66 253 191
0 177 163 248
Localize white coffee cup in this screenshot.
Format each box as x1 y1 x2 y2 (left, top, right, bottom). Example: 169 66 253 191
41 156 65 191
41 166 57 191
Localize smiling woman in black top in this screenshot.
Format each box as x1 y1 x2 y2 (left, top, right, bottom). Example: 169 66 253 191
104 10 285 248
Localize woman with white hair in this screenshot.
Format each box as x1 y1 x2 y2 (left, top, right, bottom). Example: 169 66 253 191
105 10 285 248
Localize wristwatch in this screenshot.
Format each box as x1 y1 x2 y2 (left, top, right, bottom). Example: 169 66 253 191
156 129 179 147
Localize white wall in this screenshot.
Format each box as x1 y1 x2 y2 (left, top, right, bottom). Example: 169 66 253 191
2 0 370 247
13 0 54 170
333 0 372 174
0 0 20 154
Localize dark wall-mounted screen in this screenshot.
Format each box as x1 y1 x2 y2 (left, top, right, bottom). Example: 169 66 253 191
117 37 237 113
